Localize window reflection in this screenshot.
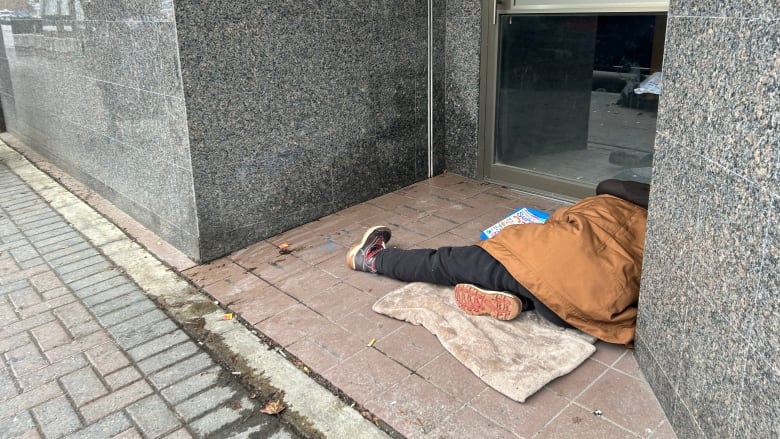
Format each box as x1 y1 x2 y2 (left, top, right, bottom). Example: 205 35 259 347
494 14 666 186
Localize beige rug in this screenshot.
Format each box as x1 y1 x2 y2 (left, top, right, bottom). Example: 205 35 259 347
373 283 597 403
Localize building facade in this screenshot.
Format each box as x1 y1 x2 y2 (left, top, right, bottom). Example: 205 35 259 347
0 0 777 437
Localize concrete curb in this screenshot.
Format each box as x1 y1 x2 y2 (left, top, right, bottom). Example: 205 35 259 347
0 142 391 439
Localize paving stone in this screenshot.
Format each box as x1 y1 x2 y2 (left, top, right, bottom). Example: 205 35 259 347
160 366 222 405
9 245 41 264
0 410 36 438
0 296 19 326
0 161 305 439
72 274 128 299
79 379 154 424
108 310 176 349
90 288 147 316
0 332 31 356
26 224 73 242
136 342 200 375
3 198 37 211
60 366 109 407
0 279 30 296
0 380 63 421
53 302 93 332
0 312 55 340
126 330 191 362
187 404 244 437
45 246 99 266
174 386 237 421
126 395 182 438
84 342 131 376
56 255 109 276
18 257 45 270
17 215 61 231
13 211 58 226
30 320 71 351
35 233 83 253
28 271 65 293
18 354 88 391
2 264 50 285
0 221 20 238
17 294 78 320
8 285 42 310
41 286 71 300
113 427 144 438
69 320 104 338
0 365 19 400
65 412 133 439
162 428 193 439
82 282 139 307
0 255 21 279
44 331 111 363
148 352 214 390
32 395 82 438
96 299 158 328
5 342 48 378
61 262 115 284
26 224 73 241
0 235 27 251
104 366 143 391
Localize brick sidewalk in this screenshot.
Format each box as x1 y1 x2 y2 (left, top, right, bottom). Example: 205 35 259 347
0 162 300 438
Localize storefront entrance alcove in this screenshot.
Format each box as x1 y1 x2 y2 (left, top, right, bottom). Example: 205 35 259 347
479 0 668 199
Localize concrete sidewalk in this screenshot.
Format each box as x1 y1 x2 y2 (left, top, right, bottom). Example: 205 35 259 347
0 142 390 438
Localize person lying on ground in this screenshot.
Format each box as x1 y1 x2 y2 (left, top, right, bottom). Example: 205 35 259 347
345 179 650 347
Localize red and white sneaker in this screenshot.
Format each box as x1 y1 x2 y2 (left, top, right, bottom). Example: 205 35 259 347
453 283 522 321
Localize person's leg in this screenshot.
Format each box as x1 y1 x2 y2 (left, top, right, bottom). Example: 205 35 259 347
376 245 572 328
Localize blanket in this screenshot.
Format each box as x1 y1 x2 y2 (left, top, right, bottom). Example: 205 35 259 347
372 283 596 402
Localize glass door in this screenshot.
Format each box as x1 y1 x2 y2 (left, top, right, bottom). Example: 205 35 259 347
480 0 668 199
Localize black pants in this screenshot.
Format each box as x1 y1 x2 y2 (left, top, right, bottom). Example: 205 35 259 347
375 245 571 328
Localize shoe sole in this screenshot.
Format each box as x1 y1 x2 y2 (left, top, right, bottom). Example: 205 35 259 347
345 225 391 270
453 284 521 320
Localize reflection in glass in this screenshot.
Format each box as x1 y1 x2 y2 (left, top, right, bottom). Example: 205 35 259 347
495 14 665 185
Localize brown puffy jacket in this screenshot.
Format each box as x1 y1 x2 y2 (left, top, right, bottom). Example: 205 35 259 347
477 195 647 346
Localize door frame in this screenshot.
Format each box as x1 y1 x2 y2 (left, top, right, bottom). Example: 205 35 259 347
477 0 669 200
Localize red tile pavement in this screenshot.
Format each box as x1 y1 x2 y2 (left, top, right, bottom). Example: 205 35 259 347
172 174 677 438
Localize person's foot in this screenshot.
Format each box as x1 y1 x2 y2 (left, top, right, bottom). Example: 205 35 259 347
346 226 391 273
453 284 522 320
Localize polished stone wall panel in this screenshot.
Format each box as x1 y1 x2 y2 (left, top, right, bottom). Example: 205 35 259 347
178 1 427 259
636 2 780 438
749 194 780 364
0 94 17 129
736 347 780 436
0 9 200 259
676 293 748 438
636 134 702 388
443 0 481 178
430 0 448 175
0 57 12 95
633 336 679 430
670 1 779 19
689 162 768 334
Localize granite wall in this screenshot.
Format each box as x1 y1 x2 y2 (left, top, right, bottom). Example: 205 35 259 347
0 1 201 259
0 0 433 262
175 2 430 260
635 1 779 438
443 0 481 178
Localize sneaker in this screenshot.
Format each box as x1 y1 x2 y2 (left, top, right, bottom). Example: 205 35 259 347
346 226 391 273
453 284 522 321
